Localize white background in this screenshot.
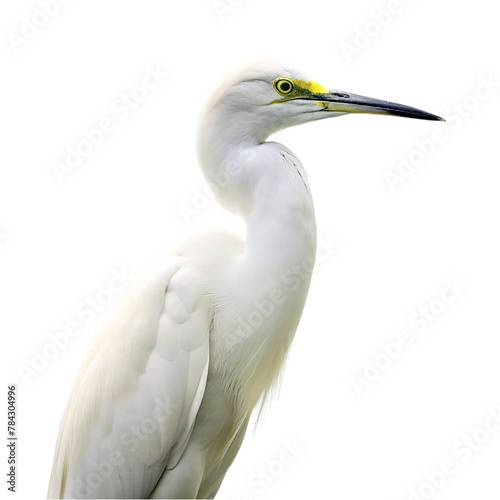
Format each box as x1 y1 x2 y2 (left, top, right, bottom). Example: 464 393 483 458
2 1 500 499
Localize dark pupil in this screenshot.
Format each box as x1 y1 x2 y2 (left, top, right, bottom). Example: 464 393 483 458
280 81 291 93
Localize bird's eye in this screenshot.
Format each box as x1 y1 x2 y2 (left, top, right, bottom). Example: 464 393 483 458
274 78 294 95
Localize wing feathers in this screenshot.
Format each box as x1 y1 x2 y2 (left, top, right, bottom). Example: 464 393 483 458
47 257 210 499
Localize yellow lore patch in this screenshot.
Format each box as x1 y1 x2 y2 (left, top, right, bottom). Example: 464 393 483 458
296 79 329 95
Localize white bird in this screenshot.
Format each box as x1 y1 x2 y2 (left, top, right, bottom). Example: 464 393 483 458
47 63 442 499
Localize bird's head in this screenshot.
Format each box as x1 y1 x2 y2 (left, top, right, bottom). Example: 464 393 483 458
198 62 443 147
196 63 443 216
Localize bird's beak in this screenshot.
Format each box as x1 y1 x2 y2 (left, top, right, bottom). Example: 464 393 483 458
309 90 444 121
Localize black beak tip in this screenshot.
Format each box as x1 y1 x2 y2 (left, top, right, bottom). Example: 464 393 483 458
421 112 446 122
398 110 445 122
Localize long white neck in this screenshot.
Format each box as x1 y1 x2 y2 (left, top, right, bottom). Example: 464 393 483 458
196 102 317 410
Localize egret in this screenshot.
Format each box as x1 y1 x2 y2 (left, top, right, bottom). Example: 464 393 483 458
47 63 443 499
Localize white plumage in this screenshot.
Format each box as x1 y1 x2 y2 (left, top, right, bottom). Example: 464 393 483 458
48 257 210 498
48 62 442 499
